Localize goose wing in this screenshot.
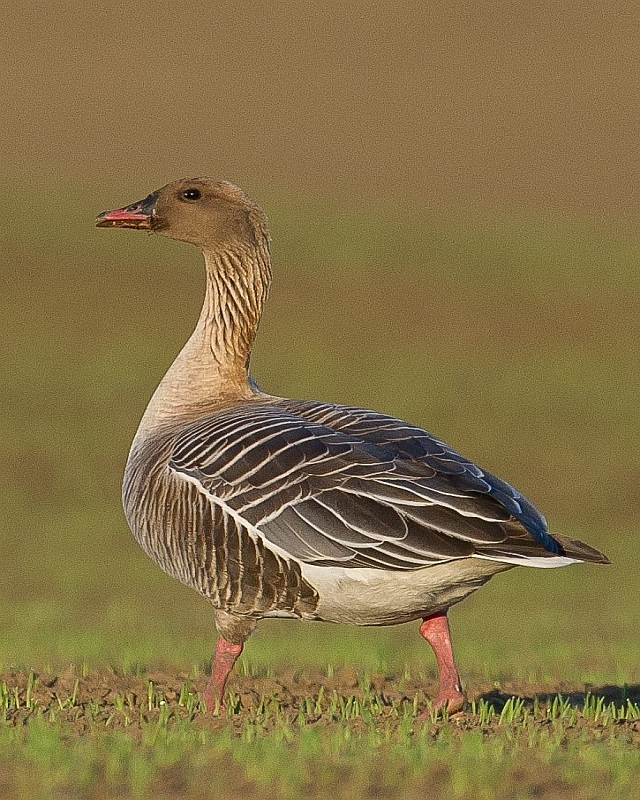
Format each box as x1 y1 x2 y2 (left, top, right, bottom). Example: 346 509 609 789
168 400 567 570
282 399 555 548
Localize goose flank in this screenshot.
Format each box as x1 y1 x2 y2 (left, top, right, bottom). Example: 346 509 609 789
96 178 609 714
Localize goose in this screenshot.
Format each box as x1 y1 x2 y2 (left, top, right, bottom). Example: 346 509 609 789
96 178 609 714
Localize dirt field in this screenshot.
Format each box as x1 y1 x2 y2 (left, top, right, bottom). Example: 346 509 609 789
2 667 639 799
4 666 640 736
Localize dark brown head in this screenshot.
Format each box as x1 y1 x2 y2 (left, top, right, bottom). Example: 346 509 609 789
96 177 269 252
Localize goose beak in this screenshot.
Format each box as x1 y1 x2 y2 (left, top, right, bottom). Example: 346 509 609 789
96 192 158 229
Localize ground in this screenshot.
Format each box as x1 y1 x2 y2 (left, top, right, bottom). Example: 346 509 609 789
2 666 640 799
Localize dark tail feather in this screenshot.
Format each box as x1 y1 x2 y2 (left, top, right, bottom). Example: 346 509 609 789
553 533 610 565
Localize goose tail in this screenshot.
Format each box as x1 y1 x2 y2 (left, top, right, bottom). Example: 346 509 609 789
553 533 610 565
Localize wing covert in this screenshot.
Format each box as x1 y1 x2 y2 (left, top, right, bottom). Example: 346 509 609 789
168 400 559 570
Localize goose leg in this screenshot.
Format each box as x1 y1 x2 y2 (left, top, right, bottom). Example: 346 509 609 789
419 611 465 714
203 637 243 712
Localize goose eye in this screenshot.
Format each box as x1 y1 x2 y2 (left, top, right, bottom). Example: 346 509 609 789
181 188 201 201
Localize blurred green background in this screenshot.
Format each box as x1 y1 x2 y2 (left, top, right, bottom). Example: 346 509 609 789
0 1 637 685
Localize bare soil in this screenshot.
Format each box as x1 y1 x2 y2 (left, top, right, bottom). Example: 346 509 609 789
4 667 640 740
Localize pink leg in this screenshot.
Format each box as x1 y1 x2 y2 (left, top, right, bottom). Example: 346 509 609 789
419 611 465 714
202 637 243 713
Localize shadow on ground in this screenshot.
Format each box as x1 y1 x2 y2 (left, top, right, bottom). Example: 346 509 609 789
479 684 640 710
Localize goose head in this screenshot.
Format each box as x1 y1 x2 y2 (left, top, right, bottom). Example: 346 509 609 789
96 177 269 252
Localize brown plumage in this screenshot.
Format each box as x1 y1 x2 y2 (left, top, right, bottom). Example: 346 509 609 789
96 177 609 714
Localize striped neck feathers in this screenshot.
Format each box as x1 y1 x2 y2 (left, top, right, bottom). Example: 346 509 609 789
134 240 272 436
200 240 272 369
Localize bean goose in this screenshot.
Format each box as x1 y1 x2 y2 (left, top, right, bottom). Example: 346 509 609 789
96 178 609 714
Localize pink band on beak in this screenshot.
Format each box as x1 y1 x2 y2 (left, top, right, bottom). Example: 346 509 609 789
100 208 148 221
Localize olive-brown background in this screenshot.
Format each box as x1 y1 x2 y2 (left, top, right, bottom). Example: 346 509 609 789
1 0 636 672
2 1 640 220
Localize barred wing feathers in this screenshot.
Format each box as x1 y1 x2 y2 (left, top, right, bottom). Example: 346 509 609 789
169 401 604 571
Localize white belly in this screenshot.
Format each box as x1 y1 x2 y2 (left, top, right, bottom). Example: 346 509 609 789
297 558 513 626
